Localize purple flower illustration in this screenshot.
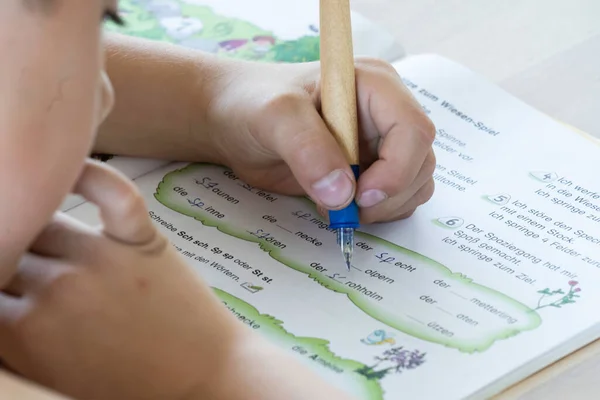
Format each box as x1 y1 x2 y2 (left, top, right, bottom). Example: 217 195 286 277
356 346 427 380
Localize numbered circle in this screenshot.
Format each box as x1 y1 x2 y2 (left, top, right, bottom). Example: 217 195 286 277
436 216 464 228
486 193 511 206
529 171 558 183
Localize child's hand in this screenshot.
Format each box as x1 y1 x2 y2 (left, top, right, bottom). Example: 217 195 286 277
205 57 436 223
0 160 242 399
0 160 353 400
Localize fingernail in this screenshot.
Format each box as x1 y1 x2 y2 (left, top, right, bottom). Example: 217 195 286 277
311 169 354 208
357 189 388 208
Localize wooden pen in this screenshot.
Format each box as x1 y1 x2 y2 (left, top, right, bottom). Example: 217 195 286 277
319 0 360 270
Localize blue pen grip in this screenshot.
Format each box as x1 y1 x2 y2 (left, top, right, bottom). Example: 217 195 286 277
328 165 360 230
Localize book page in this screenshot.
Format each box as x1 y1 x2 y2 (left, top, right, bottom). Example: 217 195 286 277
107 0 403 62
65 54 600 399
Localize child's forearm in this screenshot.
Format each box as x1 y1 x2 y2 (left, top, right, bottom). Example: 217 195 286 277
96 33 234 163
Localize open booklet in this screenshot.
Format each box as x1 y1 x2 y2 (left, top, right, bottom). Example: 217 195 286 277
66 2 600 399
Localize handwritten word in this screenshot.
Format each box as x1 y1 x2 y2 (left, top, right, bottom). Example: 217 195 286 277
248 229 286 249
374 252 417 272
187 197 205 208
195 177 219 190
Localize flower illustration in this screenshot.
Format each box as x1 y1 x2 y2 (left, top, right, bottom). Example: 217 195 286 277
355 346 427 380
535 281 582 311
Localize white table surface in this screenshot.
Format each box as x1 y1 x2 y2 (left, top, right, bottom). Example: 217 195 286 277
351 0 600 139
350 1 600 398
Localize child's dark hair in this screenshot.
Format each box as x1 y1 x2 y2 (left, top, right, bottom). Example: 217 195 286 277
22 0 124 25
104 9 124 25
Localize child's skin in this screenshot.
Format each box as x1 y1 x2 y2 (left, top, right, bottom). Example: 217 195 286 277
0 0 436 398
0 159 358 400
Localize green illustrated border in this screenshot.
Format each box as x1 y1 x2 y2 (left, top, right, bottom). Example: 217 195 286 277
155 163 543 353
213 288 384 399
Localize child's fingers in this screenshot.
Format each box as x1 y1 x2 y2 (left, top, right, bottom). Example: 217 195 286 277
73 160 156 246
29 212 95 259
0 290 24 355
3 254 66 297
0 292 26 328
259 99 357 211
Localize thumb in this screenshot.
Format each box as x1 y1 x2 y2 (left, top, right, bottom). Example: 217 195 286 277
73 159 157 245
266 102 356 210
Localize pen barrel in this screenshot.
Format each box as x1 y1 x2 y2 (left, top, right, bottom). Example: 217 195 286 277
319 0 359 165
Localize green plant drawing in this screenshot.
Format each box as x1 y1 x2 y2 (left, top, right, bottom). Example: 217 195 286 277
213 288 384 400
271 36 320 63
535 280 582 311
356 346 426 381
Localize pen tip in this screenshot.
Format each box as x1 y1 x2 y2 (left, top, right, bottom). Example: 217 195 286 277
344 252 352 271
337 227 354 271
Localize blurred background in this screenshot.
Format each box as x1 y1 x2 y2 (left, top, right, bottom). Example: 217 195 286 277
352 0 600 137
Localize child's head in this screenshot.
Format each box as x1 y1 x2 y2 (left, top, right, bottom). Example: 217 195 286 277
5 0 121 166
0 0 124 281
